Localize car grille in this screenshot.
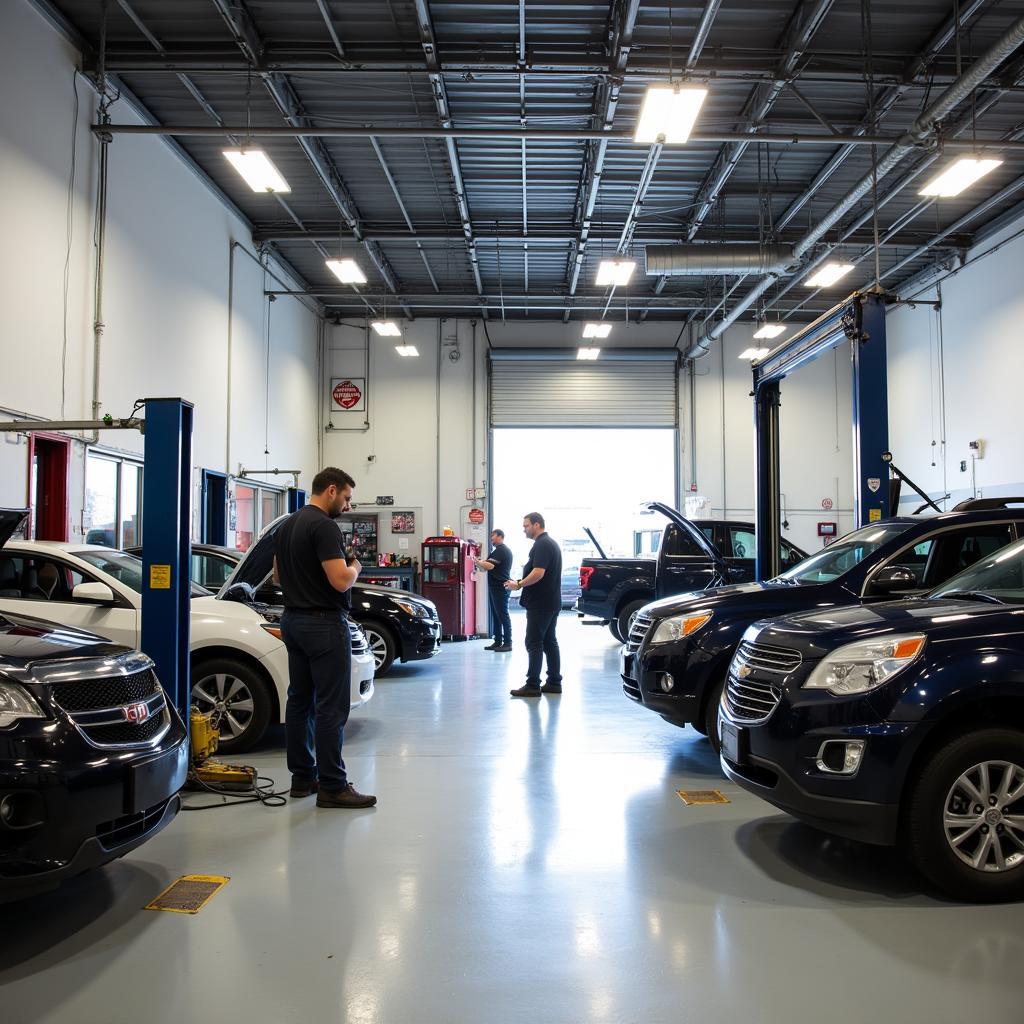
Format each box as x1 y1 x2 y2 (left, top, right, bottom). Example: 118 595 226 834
626 611 655 654
724 641 801 724
51 669 160 712
96 799 171 851
349 623 369 654
86 715 168 747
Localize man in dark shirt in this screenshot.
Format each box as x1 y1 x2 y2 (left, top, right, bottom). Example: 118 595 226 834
505 512 563 697
273 467 376 808
473 528 514 652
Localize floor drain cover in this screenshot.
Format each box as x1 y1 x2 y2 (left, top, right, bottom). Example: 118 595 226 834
145 875 230 914
677 789 730 806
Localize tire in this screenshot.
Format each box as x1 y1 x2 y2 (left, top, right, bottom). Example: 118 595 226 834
191 657 273 754
609 620 624 643
616 600 647 646
904 728 1024 902
703 675 727 754
361 621 397 676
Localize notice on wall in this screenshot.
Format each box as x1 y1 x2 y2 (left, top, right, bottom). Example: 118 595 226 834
149 565 171 590
331 378 366 412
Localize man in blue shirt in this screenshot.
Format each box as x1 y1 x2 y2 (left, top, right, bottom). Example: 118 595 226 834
505 512 563 697
474 528 514 652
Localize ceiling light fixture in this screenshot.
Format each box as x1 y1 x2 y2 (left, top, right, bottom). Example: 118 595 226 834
919 156 1003 198
395 345 420 357
371 320 402 337
223 149 291 193
634 85 709 144
804 262 855 288
753 323 786 340
582 322 612 339
577 347 601 360
595 259 636 287
739 347 771 360
326 258 367 285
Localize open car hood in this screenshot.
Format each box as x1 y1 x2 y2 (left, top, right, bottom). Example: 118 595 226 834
218 512 292 596
0 509 29 548
643 501 727 568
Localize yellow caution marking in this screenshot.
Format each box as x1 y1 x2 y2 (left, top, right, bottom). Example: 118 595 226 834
677 789 730 806
145 874 229 914
149 564 172 589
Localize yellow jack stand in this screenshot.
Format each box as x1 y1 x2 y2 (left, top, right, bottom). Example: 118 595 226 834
187 710 258 791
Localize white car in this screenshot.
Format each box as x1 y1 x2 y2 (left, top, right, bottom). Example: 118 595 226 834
0 540 374 753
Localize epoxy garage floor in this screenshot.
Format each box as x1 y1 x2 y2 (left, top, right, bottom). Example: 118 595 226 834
3 616 1023 1024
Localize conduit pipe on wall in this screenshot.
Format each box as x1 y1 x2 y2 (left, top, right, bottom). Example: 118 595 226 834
90 126 110 443
685 11 1024 361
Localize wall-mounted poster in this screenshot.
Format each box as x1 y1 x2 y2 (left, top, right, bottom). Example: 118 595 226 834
391 511 415 534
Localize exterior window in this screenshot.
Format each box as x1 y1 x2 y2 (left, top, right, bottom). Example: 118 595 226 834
85 453 142 548
232 483 285 552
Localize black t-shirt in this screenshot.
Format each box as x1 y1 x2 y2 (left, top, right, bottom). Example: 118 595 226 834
485 542 513 588
275 505 350 612
520 533 562 612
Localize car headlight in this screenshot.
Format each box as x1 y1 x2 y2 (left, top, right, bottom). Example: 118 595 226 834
803 633 926 696
391 599 430 619
261 623 284 640
650 611 713 645
0 682 45 728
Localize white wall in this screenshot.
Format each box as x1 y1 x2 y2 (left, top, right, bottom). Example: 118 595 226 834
886 220 1024 510
0 0 321 539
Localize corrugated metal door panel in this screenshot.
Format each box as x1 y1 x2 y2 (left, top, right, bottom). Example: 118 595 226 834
489 359 678 427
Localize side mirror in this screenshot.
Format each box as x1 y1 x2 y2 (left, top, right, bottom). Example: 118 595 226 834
872 566 918 595
72 581 116 605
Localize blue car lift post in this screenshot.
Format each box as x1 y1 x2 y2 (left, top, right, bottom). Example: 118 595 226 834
752 292 890 581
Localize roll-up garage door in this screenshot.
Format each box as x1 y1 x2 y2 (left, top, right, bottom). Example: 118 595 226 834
489 349 679 428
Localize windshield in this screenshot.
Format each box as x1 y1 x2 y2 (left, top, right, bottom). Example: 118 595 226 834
931 537 1024 604
777 523 913 584
77 549 211 598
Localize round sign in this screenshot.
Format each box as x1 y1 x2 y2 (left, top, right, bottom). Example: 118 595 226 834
332 379 362 410
821 497 834 511
468 508 485 525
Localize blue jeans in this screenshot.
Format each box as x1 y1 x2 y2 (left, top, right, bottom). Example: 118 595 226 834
281 609 351 791
524 606 561 687
488 585 512 645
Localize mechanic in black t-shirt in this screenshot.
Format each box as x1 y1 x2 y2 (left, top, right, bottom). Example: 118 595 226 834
273 467 376 809
473 528 514 652
505 512 563 697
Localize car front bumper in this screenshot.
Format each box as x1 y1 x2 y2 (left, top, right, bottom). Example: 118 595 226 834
620 642 706 726
401 618 442 662
0 719 188 902
351 651 375 706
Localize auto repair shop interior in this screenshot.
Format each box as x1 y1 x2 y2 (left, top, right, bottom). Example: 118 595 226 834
2 2 1024 1023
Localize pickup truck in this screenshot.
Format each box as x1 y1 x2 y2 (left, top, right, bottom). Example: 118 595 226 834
576 503 807 641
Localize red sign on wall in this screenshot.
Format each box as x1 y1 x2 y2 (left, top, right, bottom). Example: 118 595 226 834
468 508 485 525
331 378 365 412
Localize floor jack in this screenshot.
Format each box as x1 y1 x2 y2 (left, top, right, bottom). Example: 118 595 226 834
186 710 258 792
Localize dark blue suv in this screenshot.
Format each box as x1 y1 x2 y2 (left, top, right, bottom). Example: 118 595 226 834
721 532 1024 902
623 501 1024 749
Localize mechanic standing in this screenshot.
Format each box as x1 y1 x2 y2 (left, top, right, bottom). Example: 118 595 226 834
273 467 376 808
474 527 514 652
506 512 563 697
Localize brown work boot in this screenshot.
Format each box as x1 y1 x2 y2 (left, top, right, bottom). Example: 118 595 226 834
290 777 319 798
316 783 377 809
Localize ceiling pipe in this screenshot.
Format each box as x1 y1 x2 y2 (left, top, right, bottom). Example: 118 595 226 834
684 10 1024 361
645 244 796 276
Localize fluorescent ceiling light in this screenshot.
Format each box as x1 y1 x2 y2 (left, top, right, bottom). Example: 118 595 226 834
395 345 420 357
371 320 402 337
577 347 601 360
634 85 709 144
919 156 1003 198
753 323 786 340
595 259 636 287
326 258 367 285
582 322 612 339
739 347 771 360
804 262 855 288
223 149 291 193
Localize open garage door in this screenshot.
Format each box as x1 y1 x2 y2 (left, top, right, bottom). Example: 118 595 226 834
489 349 679 428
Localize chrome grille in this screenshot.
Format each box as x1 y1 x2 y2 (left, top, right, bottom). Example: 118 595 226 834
724 641 801 724
64 689 170 749
51 669 160 712
348 622 369 654
626 611 655 654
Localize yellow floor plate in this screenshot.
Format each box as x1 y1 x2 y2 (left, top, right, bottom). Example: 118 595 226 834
677 789 730 806
145 875 230 914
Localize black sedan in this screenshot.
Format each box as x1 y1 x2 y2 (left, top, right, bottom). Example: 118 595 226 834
622 502 1024 750
183 537 441 676
721 535 1024 902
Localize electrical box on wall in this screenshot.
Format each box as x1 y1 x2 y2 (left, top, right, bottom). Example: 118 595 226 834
817 522 837 537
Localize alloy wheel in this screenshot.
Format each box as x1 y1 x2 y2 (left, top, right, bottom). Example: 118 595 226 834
193 673 256 741
364 629 389 672
943 760 1024 873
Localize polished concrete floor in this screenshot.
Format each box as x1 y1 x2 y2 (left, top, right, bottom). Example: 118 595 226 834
3 612 1023 1024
